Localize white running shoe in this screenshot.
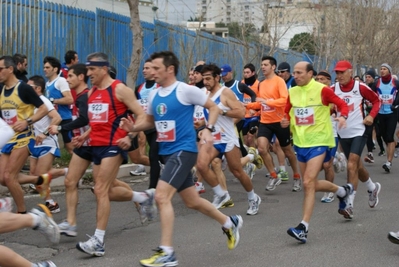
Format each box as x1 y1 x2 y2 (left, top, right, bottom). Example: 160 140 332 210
0 197 13 212
130 164 146 176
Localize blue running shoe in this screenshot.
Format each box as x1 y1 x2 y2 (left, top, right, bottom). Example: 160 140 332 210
287 223 308 243
140 247 178 267
76 234 105 257
337 184 353 211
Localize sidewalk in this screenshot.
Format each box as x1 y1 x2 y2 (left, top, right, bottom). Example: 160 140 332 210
0 163 143 194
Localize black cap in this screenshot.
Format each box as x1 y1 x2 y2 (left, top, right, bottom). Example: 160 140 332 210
365 69 376 78
194 65 204 73
277 62 291 72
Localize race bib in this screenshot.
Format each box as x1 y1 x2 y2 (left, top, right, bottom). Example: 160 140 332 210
193 110 204 122
156 120 176 142
294 107 315 126
243 97 251 104
343 96 354 112
261 103 275 112
2 109 17 125
138 98 148 112
380 94 393 105
88 103 109 122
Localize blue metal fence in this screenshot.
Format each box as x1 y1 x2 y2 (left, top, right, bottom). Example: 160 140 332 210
1 0 337 86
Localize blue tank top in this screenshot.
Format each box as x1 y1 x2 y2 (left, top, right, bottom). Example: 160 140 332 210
377 78 396 114
46 77 72 120
152 85 197 155
227 80 244 102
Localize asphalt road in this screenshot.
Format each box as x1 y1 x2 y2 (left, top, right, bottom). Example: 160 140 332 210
2 151 399 267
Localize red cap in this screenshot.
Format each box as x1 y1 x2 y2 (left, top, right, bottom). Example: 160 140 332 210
334 60 353 71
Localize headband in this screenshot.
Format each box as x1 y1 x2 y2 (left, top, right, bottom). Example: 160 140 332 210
85 61 110 67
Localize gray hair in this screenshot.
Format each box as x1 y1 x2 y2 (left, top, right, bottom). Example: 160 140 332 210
87 52 108 62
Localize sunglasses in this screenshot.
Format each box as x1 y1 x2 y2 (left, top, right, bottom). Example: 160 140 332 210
278 70 287 74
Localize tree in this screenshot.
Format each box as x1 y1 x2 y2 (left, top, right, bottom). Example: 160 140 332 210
289 32 317 55
126 0 143 89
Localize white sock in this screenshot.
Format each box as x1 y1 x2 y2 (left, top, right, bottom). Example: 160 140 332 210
132 191 149 203
64 168 68 177
246 154 254 162
30 213 40 228
279 166 286 172
364 178 376 192
350 191 356 208
301 220 309 231
335 186 346 197
247 190 255 200
159 245 174 255
223 216 233 229
212 185 226 197
94 229 105 243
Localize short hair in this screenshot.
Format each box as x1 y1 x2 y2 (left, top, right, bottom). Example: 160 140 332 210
201 64 221 78
145 58 152 64
244 63 256 72
261 56 277 67
150 51 179 76
43 56 61 74
64 50 77 64
12 53 27 65
0 55 17 74
306 63 314 73
68 63 88 83
87 52 108 62
109 65 117 79
28 75 46 94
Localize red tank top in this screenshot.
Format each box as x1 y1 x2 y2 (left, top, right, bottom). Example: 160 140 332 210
88 80 128 146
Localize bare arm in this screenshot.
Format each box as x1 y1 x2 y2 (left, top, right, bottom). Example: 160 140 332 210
222 88 245 119
54 91 74 105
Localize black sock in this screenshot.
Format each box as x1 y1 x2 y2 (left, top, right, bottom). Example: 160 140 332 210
18 211 27 214
36 176 43 185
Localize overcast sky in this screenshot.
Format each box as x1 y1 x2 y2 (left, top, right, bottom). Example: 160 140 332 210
154 0 197 24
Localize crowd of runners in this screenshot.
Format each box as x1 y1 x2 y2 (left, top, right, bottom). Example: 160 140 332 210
0 50 398 266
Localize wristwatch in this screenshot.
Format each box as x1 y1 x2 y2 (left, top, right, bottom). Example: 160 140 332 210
222 110 227 116
340 115 348 120
57 125 62 131
26 118 33 125
49 97 55 104
205 124 216 132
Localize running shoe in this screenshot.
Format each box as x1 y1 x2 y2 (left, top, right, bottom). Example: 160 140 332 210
39 173 52 198
394 147 399 158
339 152 347 172
222 215 243 250
30 204 60 244
130 164 146 176
212 193 231 209
248 163 256 180
337 184 354 220
333 158 342 173
379 150 386 156
136 203 148 225
191 167 197 182
388 231 399 245
58 220 77 237
321 192 335 203
76 234 105 257
140 247 178 267
141 188 157 221
248 147 263 169
287 223 308 243
278 170 289 181
221 156 227 171
195 182 205 194
45 201 60 214
247 194 261 215
221 198 234 208
368 182 381 208
383 161 392 173
35 261 57 267
0 197 13 212
364 152 374 163
292 178 302 192
265 177 282 191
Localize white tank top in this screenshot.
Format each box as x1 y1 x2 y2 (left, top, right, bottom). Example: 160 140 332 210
207 87 238 144
334 81 365 138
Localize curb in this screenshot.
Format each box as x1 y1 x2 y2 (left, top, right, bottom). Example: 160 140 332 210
0 163 144 194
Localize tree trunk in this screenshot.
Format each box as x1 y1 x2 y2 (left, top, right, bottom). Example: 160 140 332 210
126 0 143 89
